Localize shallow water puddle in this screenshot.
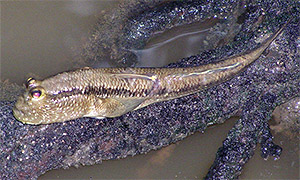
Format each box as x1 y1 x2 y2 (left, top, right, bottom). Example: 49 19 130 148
134 18 219 67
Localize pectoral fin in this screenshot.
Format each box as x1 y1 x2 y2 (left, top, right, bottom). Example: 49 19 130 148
90 97 147 118
115 98 147 115
134 98 160 110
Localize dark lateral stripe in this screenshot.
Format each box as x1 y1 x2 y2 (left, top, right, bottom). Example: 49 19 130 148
51 83 155 99
83 85 152 98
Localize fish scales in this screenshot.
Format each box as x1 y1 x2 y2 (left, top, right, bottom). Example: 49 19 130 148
13 20 289 124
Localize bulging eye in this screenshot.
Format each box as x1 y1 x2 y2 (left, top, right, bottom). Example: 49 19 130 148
29 87 45 100
26 77 39 89
31 89 41 98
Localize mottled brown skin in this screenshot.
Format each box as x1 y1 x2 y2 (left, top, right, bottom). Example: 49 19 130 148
13 24 286 125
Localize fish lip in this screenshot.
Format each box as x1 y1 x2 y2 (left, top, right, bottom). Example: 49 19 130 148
12 106 24 118
14 96 25 110
13 96 26 120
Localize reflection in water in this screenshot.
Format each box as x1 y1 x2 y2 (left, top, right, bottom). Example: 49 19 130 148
131 28 210 67
132 18 220 67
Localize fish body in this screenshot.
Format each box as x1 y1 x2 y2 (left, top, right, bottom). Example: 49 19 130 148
13 22 287 125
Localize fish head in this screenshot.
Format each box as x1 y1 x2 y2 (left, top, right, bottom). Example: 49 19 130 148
13 77 88 125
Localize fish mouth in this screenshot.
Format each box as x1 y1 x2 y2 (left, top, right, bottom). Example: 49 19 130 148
13 96 27 122
13 105 35 124
12 106 25 120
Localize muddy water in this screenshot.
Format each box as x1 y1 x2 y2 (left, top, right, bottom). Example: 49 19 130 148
1 1 298 179
1 1 119 84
